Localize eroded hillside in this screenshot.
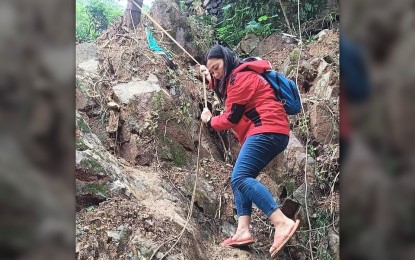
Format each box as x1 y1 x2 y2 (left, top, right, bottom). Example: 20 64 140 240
75 1 339 259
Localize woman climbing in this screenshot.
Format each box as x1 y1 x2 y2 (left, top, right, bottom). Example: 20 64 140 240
199 44 300 257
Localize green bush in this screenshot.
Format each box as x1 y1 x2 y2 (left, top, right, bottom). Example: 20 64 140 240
76 0 123 43
216 0 332 48
217 1 280 47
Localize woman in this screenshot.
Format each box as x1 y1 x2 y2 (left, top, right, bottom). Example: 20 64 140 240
200 44 299 257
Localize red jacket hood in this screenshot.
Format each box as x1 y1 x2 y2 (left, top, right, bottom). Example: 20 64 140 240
233 60 273 74
207 60 272 89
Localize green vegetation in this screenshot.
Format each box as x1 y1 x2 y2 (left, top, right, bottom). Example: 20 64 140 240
314 208 330 228
76 139 89 151
76 77 87 93
143 111 159 135
308 144 317 158
294 0 330 25
80 155 106 175
290 48 301 62
283 180 296 194
158 137 188 167
151 91 167 112
296 115 310 140
188 15 215 55
216 1 280 47
84 183 109 196
176 101 191 124
313 208 333 260
213 0 335 48
142 91 169 135
76 114 91 133
76 0 123 43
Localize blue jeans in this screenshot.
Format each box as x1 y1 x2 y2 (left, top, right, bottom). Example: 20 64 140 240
231 133 289 217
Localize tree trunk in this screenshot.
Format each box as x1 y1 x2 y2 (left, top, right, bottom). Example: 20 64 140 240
124 0 143 29
277 0 294 35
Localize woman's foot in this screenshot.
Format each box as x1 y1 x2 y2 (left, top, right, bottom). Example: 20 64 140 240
222 229 255 247
269 210 300 256
231 229 254 243
222 216 255 247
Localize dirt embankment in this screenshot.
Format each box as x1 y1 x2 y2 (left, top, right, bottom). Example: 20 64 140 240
76 3 339 258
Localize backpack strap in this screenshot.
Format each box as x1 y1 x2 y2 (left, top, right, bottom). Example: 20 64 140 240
240 68 281 101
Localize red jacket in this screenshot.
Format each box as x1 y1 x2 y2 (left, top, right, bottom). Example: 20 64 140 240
209 60 290 144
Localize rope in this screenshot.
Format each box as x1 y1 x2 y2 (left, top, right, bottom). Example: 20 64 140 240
293 1 313 259
203 74 207 108
126 2 208 250
124 2 209 258
157 121 203 259
155 74 206 259
130 0 200 65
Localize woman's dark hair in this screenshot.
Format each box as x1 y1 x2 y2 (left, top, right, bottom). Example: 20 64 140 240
203 44 241 102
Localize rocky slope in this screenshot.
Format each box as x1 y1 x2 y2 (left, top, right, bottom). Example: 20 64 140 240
75 1 339 259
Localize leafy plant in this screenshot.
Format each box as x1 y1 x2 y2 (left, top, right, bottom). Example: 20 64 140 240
188 15 215 56
258 15 268 22
245 20 263 31
76 0 123 43
216 0 333 48
176 101 191 124
217 0 281 47
144 111 159 135
297 115 310 140
308 144 317 158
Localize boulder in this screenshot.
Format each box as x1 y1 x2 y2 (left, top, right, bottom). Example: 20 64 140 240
283 59 318 94
76 43 98 65
78 59 99 75
75 76 100 113
76 43 100 76
75 86 88 111
281 48 301 76
119 134 154 166
112 74 160 105
299 60 317 80
252 33 289 57
119 134 141 165
240 34 259 54
105 110 120 133
310 103 336 144
76 111 129 210
292 183 312 210
185 175 218 217
317 29 329 42
309 58 336 100
150 0 198 59
265 132 316 186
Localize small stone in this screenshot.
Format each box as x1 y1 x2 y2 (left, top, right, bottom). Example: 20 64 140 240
76 229 83 237
107 230 121 242
117 225 125 231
